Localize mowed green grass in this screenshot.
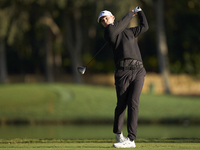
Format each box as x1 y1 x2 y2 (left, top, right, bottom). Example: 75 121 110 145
1 84 200 149
0 83 200 121
0 142 200 150
1 139 200 150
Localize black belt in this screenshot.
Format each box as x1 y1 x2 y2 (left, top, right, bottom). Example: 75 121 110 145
117 64 143 70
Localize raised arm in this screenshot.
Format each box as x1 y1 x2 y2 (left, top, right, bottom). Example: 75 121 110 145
130 11 149 37
104 11 135 37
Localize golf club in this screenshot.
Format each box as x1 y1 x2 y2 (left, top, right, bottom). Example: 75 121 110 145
77 42 108 74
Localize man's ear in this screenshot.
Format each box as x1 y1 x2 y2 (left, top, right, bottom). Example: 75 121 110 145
113 16 115 21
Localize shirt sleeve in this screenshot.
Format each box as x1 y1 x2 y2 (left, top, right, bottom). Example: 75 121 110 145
104 11 135 38
130 11 149 37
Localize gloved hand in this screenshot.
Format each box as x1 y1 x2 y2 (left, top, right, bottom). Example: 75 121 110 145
134 6 142 13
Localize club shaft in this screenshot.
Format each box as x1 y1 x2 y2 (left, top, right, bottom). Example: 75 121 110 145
85 43 108 67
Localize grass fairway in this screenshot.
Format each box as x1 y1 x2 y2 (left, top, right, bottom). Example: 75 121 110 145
1 139 200 150
0 84 200 149
0 83 200 123
1 141 200 150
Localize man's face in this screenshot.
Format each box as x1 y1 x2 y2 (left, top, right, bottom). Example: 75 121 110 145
100 15 115 27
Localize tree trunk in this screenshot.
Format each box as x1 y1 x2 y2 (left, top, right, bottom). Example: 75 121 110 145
41 12 63 80
0 38 7 84
65 8 82 83
44 28 54 82
155 0 171 94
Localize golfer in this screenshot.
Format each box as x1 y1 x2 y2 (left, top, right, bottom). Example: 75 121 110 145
98 6 148 148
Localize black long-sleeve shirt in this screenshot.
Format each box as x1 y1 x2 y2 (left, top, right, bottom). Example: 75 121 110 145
104 11 149 65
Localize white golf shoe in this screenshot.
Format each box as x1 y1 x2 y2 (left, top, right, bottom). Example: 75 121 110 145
115 133 126 142
113 137 136 148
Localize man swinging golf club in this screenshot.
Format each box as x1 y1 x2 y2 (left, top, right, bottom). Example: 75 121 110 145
98 6 148 148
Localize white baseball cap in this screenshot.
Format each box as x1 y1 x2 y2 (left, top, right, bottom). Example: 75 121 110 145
97 10 113 23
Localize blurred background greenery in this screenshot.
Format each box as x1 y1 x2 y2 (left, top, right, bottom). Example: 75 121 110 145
0 84 200 139
0 0 200 140
0 0 200 84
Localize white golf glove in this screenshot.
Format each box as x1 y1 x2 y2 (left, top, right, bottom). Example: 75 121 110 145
134 6 142 13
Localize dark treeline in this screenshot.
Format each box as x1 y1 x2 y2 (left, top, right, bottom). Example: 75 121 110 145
0 0 199 83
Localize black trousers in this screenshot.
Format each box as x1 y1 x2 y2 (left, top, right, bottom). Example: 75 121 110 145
113 61 146 141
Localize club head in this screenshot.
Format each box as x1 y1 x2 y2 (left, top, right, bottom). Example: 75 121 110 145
77 66 86 75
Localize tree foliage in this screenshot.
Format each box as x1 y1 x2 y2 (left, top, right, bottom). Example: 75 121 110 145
0 0 200 83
